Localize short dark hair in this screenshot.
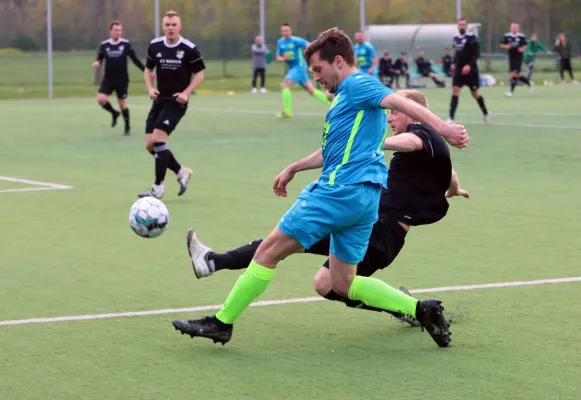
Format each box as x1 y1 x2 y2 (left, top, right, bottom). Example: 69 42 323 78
109 21 122 30
304 27 355 66
281 23 291 27
457 17 467 22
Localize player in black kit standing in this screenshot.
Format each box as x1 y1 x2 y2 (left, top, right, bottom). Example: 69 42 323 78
448 17 489 124
500 23 531 97
138 10 205 199
93 21 145 135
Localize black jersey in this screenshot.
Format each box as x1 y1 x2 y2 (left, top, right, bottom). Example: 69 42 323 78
393 58 409 72
442 55 453 74
145 36 205 97
452 32 480 69
415 57 432 74
502 32 528 59
96 38 145 82
379 123 452 226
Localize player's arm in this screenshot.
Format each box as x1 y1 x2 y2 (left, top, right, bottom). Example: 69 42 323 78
128 44 145 71
275 41 287 62
383 133 423 152
518 37 529 53
92 45 104 68
368 45 378 73
446 169 470 198
380 94 467 148
538 41 549 53
273 149 323 197
144 45 158 99
500 35 510 49
178 48 206 100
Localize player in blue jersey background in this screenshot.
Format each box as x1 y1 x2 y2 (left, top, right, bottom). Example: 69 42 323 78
275 23 333 118
173 27 468 349
354 32 378 76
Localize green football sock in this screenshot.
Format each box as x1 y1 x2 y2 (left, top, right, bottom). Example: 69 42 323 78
312 89 331 105
281 87 292 114
216 261 276 324
347 276 418 317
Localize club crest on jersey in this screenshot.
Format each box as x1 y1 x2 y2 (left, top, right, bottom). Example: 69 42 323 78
176 50 184 59
119 45 124 51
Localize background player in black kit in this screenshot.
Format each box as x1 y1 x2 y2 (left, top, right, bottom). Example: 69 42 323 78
181 90 468 331
448 18 489 124
93 21 145 136
138 10 205 199
442 48 454 77
500 23 531 97
415 50 445 87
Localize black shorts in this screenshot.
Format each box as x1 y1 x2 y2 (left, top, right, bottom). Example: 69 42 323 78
145 97 188 135
316 218 407 276
452 70 480 90
509 57 523 74
98 79 128 99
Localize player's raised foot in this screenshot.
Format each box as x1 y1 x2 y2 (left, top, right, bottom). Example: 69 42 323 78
483 113 491 124
176 167 192 196
505 92 513 97
277 111 292 119
415 299 451 348
111 110 121 127
186 228 215 279
137 187 163 199
172 316 233 345
395 286 421 327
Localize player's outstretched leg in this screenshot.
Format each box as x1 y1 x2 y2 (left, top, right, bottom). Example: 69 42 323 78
173 227 302 344
117 98 131 136
345 274 451 347
97 93 120 127
304 81 332 106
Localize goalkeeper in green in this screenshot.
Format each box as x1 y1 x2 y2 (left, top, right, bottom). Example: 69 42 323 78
524 33 550 80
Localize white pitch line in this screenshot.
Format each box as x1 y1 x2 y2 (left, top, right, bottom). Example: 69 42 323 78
1 276 580 327
0 176 73 189
0 187 72 193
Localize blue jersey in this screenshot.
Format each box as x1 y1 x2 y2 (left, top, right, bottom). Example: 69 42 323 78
319 72 392 187
276 36 309 69
354 42 377 71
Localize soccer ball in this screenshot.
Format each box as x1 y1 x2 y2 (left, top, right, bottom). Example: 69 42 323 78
128 197 170 238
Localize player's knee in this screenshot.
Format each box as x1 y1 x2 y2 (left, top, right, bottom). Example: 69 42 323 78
96 94 107 105
452 87 460 96
330 271 355 298
144 141 154 153
118 99 127 109
280 80 289 89
313 268 332 297
471 90 480 98
152 129 169 143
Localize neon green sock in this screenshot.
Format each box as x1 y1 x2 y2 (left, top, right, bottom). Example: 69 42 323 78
347 276 418 317
281 88 292 113
216 261 276 324
312 89 331 105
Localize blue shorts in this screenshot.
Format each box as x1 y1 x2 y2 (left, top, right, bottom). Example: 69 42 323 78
285 65 310 86
278 182 381 265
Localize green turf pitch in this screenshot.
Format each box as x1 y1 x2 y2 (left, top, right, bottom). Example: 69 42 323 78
0 86 580 399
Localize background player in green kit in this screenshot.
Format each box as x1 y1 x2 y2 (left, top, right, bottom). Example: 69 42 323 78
172 28 468 348
524 33 550 81
276 23 333 118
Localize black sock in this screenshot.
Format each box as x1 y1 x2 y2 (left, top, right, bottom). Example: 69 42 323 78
449 95 459 120
209 240 263 271
153 142 169 186
431 76 443 86
510 78 517 92
101 101 117 115
167 150 181 175
519 76 530 86
323 290 403 317
121 108 130 128
476 95 488 115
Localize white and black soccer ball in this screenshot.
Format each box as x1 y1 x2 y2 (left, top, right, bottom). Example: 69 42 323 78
128 197 170 238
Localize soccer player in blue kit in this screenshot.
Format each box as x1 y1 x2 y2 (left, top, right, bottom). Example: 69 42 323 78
354 31 378 76
172 28 468 348
276 23 333 118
